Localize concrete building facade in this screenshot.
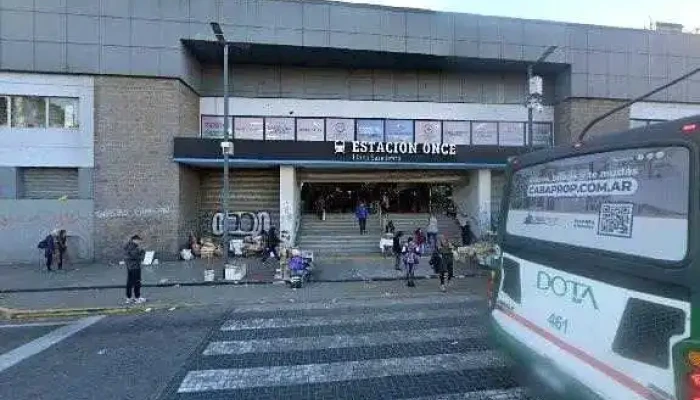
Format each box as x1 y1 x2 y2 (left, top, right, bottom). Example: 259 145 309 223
0 0 699 262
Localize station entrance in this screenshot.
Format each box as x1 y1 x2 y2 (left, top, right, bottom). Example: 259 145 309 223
300 182 454 215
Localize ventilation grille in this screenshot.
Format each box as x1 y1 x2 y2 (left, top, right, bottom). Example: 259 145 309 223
612 297 685 369
501 257 521 303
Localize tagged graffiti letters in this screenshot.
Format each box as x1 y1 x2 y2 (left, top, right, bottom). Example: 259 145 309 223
212 211 271 236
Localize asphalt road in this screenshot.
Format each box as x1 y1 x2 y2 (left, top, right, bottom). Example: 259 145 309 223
0 283 539 400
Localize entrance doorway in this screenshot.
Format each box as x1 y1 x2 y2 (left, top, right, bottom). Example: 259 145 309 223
300 183 453 214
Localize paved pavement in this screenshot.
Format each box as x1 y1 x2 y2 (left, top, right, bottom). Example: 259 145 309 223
1 277 488 312
1 254 482 293
0 280 539 400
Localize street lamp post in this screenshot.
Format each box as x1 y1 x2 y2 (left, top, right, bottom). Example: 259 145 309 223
211 22 232 268
527 45 558 150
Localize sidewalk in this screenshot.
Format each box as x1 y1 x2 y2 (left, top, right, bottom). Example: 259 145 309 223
0 258 278 293
0 254 484 293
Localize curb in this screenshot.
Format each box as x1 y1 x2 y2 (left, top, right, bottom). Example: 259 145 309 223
1 271 490 294
0 302 204 321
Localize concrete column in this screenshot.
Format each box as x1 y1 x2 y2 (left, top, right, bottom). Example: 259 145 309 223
279 166 298 244
475 169 492 236
451 169 492 237
0 167 18 199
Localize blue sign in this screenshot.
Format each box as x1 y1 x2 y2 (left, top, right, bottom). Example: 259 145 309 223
385 119 414 142
356 119 384 142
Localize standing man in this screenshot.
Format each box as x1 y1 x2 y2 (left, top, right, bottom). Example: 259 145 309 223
37 230 57 271
124 234 146 304
355 201 369 235
457 212 474 246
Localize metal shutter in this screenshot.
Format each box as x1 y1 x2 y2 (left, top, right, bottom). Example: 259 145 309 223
21 168 79 199
199 168 281 235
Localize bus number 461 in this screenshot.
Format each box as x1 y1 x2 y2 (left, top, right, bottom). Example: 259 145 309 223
547 313 569 334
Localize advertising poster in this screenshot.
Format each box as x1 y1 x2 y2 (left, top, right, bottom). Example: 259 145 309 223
472 122 498 145
233 117 263 140
356 119 384 142
498 122 525 147
415 120 442 144
326 118 355 142
296 118 325 141
384 119 414 142
506 146 690 261
264 117 295 140
443 121 470 145
201 116 232 138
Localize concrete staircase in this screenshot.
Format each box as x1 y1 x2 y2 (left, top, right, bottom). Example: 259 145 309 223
296 213 379 256
296 212 462 257
383 213 461 241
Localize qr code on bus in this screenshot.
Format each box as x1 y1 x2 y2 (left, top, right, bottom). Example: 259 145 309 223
597 202 634 238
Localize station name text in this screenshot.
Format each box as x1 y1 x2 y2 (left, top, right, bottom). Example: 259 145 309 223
350 141 457 156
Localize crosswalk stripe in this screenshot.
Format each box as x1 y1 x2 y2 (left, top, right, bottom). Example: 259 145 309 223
177 350 510 393
221 307 481 331
204 325 487 355
232 295 482 313
404 387 532 400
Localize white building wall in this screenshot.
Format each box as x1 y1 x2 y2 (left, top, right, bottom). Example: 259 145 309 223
452 169 492 237
0 73 95 168
630 102 700 121
200 97 554 122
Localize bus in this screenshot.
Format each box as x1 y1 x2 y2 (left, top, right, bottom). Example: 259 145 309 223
489 115 700 400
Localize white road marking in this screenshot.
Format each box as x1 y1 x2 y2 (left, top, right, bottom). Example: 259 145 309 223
221 307 481 330
205 325 487 355
232 295 482 313
0 321 69 329
0 315 104 373
404 387 533 399
177 350 510 393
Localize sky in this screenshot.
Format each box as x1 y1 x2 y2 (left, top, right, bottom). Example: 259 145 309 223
337 0 699 32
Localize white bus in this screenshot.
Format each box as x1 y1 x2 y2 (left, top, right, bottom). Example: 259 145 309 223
489 115 700 400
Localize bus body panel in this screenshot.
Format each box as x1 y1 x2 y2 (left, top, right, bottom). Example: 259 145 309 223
493 253 691 400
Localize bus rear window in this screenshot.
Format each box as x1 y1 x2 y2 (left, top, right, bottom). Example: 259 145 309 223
506 146 690 262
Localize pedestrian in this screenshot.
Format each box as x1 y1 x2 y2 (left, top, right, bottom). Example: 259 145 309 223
457 212 475 246
414 228 426 253
426 214 438 251
37 230 57 271
385 220 396 234
262 226 280 262
392 231 403 270
402 237 420 287
56 229 68 270
124 234 146 304
356 201 369 234
437 234 455 292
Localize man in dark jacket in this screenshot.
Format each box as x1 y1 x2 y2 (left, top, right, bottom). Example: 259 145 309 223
392 231 403 270
124 235 146 304
261 227 280 262
37 230 57 271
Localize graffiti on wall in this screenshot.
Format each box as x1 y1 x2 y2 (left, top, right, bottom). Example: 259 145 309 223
211 211 272 236
95 207 173 219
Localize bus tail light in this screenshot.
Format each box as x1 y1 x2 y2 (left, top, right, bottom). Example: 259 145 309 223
687 350 700 399
682 123 699 133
